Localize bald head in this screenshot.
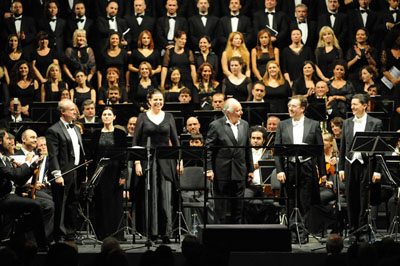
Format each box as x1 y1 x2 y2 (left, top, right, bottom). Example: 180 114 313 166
21 129 37 152
186 117 200 134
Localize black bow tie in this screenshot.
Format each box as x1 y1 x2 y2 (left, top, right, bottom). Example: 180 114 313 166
266 12 275 15
168 16 176 20
50 18 56 22
107 17 115 21
14 16 22 21
230 14 239 18
360 9 368 14
136 14 144 18
329 13 336 17
76 18 84 23
67 123 75 129
298 20 306 24
391 10 399 14
200 15 207 18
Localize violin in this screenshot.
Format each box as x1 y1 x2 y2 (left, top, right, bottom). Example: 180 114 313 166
28 168 40 199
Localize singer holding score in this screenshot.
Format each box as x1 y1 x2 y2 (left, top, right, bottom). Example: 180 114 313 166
90 107 127 240
132 89 181 244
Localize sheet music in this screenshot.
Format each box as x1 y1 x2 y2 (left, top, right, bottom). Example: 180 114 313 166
381 66 400 90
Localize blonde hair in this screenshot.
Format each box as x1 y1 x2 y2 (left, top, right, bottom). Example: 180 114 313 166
139 61 153 77
317 26 341 50
262 60 285 85
46 63 62 82
225 32 250 67
73 29 87 47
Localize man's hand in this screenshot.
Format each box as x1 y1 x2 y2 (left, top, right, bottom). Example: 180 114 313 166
119 178 126 186
207 171 214 181
25 153 34 163
372 174 381 183
277 172 286 184
35 183 46 190
326 181 333 188
247 172 254 182
135 163 143 176
55 176 65 186
320 175 327 184
339 172 344 181
166 45 174 50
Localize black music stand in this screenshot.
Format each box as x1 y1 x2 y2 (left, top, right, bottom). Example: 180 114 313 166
274 144 324 246
348 132 400 242
124 146 153 249
240 101 268 126
30 101 59 123
156 146 206 244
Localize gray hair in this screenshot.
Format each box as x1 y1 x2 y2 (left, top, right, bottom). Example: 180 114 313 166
223 98 240 115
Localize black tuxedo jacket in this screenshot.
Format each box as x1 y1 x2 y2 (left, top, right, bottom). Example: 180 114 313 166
338 114 383 173
347 8 378 43
3 16 37 52
155 15 189 49
205 117 253 181
376 9 400 34
289 19 317 50
0 158 33 197
188 14 219 51
95 16 131 51
274 116 326 177
66 17 94 47
317 12 348 48
37 17 67 57
124 14 155 49
253 10 288 48
46 120 85 182
217 14 253 49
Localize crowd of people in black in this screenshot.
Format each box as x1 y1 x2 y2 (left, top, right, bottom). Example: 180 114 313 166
1 0 400 264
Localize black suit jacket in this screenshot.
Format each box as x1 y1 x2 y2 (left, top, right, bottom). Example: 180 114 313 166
217 14 253 49
338 114 383 173
95 16 130 51
155 15 189 49
66 17 94 47
289 19 317 50
376 9 400 40
3 16 37 54
0 158 33 197
37 17 67 58
46 120 85 182
347 8 378 43
253 10 288 48
317 12 348 49
205 117 254 181
274 116 326 177
124 14 155 49
188 14 219 51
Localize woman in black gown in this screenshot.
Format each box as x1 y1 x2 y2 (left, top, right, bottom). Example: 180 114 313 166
251 29 279 81
41 63 68 102
161 31 197 90
292 61 320 96
1 34 27 85
130 61 158 113
221 56 252 101
163 67 189 102
133 89 180 243
70 70 96 109
195 36 219 78
91 107 127 240
194 62 220 108
31 31 59 84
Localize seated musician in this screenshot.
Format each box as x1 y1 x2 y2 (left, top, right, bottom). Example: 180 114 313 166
12 129 54 242
0 99 31 131
0 129 48 250
78 99 99 124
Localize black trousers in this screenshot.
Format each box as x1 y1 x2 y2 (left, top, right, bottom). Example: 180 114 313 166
345 160 369 230
213 179 245 224
0 194 46 246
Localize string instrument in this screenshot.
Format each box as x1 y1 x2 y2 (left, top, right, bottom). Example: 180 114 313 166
28 168 40 199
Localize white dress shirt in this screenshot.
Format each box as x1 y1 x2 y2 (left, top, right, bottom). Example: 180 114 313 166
226 117 240 141
230 12 239 32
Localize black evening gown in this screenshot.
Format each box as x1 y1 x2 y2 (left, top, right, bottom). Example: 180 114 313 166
163 48 195 88
327 80 355 118
132 112 179 237
9 82 39 107
256 51 276 78
43 81 67 101
281 46 313 82
92 128 127 240
222 77 252 101
264 81 291 113
31 48 58 79
98 49 129 87
71 88 94 109
315 46 343 79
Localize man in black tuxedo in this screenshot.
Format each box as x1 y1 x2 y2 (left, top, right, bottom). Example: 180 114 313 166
274 95 326 242
66 1 94 47
289 3 317 50
318 0 349 52
155 0 189 51
46 99 86 242
253 0 288 48
2 1 37 56
124 0 155 49
188 0 219 51
206 98 254 224
347 0 378 44
338 94 383 241
0 129 47 249
376 0 400 49
217 0 253 50
13 129 55 242
95 0 130 53
37 0 67 59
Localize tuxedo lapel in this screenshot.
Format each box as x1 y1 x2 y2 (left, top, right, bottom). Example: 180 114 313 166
74 126 85 157
285 120 294 144
58 121 73 152
303 118 311 143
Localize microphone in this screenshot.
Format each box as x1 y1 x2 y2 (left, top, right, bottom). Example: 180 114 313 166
146 137 151 150
13 98 18 118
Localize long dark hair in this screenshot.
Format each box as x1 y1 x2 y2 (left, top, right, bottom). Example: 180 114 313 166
165 67 184 90
11 60 35 85
6 34 22 54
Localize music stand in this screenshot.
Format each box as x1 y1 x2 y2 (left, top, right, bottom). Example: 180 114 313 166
347 132 400 242
30 101 59 123
274 144 324 247
156 146 206 244
240 101 268 126
79 158 110 246
124 146 154 250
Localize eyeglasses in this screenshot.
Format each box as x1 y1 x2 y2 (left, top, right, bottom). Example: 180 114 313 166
287 104 300 109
